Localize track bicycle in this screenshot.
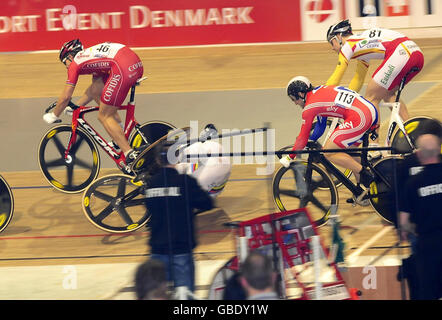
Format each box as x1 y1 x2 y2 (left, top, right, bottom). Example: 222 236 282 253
81 127 190 233
273 68 431 227
38 77 175 193
0 174 14 233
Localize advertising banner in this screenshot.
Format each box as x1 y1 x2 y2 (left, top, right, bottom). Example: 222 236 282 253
0 0 302 52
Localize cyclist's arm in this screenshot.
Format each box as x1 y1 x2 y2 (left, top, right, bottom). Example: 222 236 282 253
348 60 369 92
76 76 104 106
53 84 75 117
291 112 315 159
325 53 348 86
309 116 327 141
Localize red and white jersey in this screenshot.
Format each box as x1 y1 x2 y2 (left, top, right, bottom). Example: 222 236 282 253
66 42 126 86
293 85 377 153
339 28 416 64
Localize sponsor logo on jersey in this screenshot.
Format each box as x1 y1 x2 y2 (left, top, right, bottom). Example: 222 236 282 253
103 74 121 103
327 106 339 113
128 61 143 72
339 121 354 129
380 64 395 85
85 61 110 68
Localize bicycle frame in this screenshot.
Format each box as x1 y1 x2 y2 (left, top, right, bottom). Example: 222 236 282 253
65 83 148 171
306 136 392 200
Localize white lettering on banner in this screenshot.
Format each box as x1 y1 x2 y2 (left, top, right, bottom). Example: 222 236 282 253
129 6 254 28
46 8 124 31
0 15 40 33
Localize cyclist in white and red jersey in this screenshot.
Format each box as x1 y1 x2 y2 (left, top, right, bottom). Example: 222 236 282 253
280 76 378 191
43 39 144 166
326 20 424 122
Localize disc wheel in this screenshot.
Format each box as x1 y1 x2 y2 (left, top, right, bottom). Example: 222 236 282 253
38 125 100 193
129 121 176 149
82 174 149 233
369 156 403 224
0 175 14 233
390 116 437 154
272 161 338 227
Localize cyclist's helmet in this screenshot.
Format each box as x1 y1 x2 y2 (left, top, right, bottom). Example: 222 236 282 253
59 39 83 64
199 123 218 142
326 19 352 43
286 76 313 103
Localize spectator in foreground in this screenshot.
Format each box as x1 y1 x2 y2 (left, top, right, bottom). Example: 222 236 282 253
134 258 170 300
240 250 280 300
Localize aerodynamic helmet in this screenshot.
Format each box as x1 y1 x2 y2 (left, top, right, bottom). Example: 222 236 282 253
286 76 313 103
326 20 352 43
59 39 83 64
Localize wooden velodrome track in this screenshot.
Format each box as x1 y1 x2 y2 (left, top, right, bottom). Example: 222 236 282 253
1 39 442 299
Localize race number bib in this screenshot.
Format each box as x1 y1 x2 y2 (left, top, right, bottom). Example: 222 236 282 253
334 87 356 108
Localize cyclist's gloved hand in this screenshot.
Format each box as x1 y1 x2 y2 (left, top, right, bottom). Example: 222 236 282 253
280 155 292 168
43 112 61 124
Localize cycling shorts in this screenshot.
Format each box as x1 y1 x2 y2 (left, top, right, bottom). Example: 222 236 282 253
329 98 378 148
100 47 144 106
372 38 424 91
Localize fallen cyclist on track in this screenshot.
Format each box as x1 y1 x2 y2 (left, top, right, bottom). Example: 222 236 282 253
42 39 145 167
280 76 379 202
144 124 232 199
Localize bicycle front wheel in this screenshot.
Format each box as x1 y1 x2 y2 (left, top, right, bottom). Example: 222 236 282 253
0 175 14 233
82 174 149 233
272 161 338 227
390 116 436 154
38 125 100 193
129 121 176 148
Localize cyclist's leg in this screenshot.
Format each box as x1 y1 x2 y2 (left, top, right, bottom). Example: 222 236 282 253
324 103 376 185
323 139 363 181
98 102 132 154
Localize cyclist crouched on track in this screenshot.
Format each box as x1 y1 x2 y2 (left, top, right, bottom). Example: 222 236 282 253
42 39 144 166
280 76 378 198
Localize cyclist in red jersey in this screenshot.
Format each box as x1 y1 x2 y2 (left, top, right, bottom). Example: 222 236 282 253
43 39 144 165
280 76 378 190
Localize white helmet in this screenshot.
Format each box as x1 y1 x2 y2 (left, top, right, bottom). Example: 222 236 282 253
286 76 313 103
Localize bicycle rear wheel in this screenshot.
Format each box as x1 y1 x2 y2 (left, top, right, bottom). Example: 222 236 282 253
82 174 149 233
272 161 338 227
0 175 14 233
390 116 436 154
129 121 176 148
369 156 403 224
38 125 100 193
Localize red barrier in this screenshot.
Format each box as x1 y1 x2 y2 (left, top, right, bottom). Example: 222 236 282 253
0 0 301 52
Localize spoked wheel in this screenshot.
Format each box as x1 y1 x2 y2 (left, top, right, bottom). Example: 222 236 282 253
82 174 149 233
0 175 14 233
369 156 403 224
129 121 176 149
272 161 338 227
38 125 100 193
390 116 437 154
